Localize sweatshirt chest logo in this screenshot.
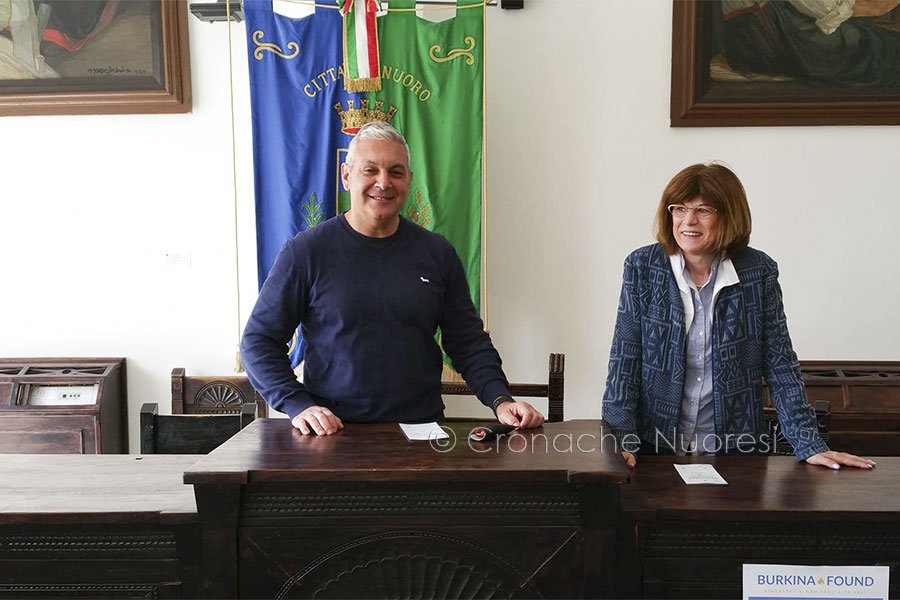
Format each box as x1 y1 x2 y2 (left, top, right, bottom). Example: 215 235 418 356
420 276 430 284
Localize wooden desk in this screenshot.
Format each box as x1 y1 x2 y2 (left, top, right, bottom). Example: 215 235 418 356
184 419 630 599
619 456 900 599
0 454 199 598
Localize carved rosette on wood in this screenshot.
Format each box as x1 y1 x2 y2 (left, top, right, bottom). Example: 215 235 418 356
192 382 245 412
275 532 537 599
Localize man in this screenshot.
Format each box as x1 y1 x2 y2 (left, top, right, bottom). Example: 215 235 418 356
241 121 544 435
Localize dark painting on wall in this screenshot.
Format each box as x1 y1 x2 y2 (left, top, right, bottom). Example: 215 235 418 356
0 0 190 115
671 0 900 126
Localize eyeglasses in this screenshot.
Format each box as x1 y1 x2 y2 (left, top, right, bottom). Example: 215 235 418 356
667 204 718 219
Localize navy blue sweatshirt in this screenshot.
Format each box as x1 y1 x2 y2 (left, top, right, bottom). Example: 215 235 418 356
240 214 511 422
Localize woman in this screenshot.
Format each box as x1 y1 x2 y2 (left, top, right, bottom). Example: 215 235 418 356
602 163 874 470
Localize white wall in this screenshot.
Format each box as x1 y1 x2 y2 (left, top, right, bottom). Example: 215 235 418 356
2 0 898 448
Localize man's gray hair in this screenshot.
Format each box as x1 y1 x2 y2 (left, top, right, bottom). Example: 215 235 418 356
346 121 410 167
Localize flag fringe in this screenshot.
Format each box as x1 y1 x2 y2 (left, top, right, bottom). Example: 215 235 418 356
441 362 464 383
234 349 245 373
344 77 382 92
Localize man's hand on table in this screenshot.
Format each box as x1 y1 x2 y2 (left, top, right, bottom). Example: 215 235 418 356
494 400 545 429
291 405 344 435
290 399 546 435
621 452 637 469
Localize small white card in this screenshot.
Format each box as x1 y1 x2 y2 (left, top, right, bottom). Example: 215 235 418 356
399 422 449 441
674 463 728 485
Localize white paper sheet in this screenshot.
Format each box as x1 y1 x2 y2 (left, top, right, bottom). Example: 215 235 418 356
399 422 449 441
673 463 728 485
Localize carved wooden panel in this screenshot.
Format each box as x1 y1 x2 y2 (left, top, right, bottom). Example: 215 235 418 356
241 489 580 518
238 485 586 597
0 583 164 599
240 525 583 599
171 368 268 418
194 382 245 411
17 367 110 376
0 532 177 557
645 529 900 555
0 528 189 599
274 532 539 599
640 522 900 600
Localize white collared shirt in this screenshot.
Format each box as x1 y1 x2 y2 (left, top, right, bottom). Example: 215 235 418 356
669 252 741 333
669 252 741 454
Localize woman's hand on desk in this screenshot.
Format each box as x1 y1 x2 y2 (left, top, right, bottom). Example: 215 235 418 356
291 405 344 435
806 450 876 470
616 450 876 470
495 400 545 429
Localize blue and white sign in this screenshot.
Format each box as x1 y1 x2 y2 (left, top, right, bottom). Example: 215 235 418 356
743 565 889 600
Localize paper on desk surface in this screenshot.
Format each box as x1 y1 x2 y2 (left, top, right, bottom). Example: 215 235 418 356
399 422 449 441
674 463 728 485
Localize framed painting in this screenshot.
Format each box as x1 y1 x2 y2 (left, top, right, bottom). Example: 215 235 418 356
0 0 191 116
671 0 900 126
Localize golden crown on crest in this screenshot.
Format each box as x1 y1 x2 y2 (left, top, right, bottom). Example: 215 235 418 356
333 99 398 135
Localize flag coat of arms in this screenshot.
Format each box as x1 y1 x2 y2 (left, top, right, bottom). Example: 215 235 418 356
245 0 484 367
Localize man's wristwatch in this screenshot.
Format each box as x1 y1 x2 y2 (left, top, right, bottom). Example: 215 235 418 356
491 395 514 416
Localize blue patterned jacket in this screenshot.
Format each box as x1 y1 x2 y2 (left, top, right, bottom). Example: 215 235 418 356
602 244 828 461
